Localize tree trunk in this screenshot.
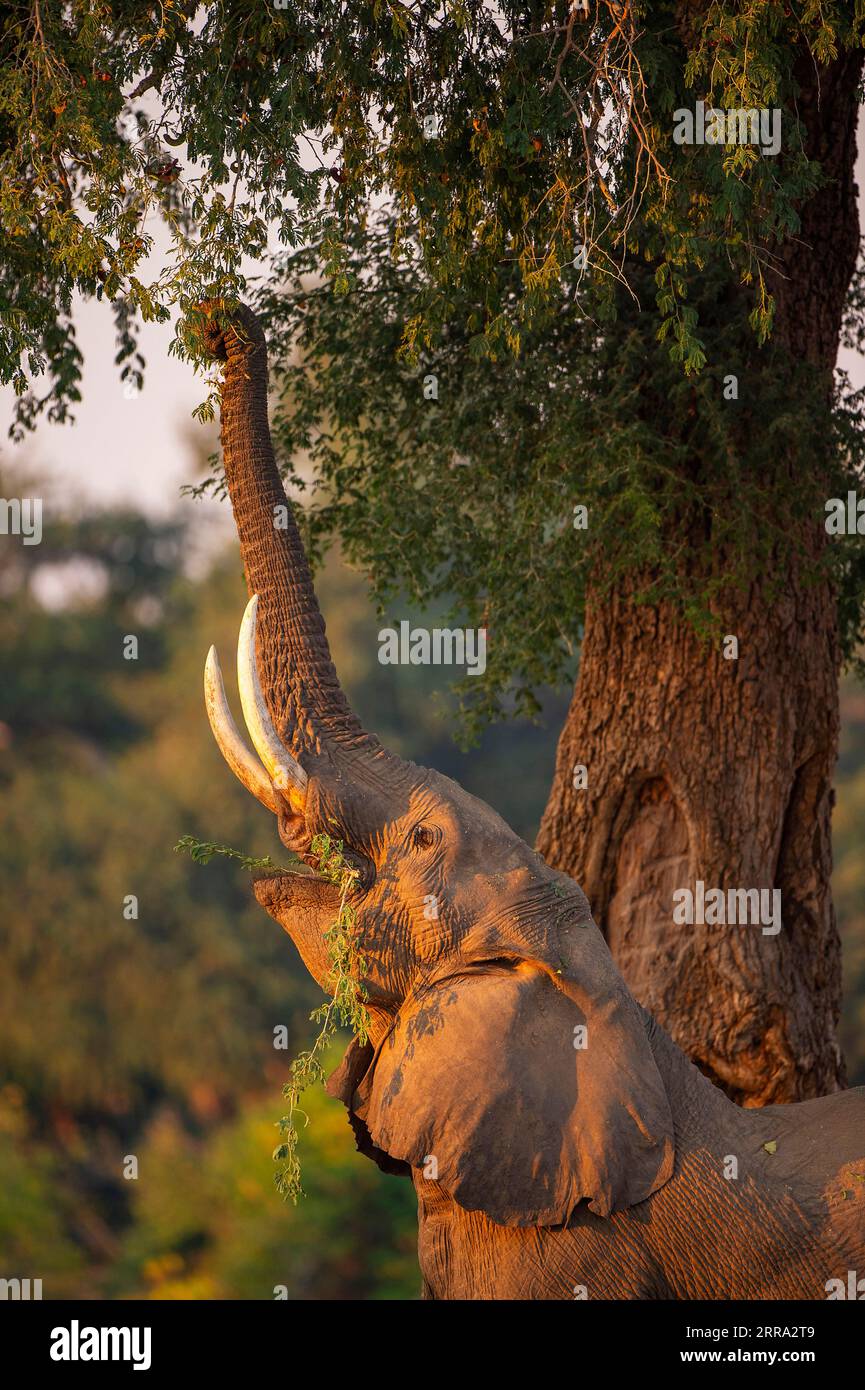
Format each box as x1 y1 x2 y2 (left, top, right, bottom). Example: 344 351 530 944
536 49 862 1106
537 572 843 1105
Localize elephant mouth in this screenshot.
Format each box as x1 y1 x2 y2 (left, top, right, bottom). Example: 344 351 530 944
251 867 334 916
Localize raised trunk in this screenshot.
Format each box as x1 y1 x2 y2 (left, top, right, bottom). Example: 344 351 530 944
537 49 862 1105
201 304 370 757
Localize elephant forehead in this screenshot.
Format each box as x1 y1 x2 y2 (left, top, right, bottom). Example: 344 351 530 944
456 879 606 978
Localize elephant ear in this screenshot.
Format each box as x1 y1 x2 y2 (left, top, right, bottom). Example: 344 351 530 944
353 960 674 1226
326 1037 411 1179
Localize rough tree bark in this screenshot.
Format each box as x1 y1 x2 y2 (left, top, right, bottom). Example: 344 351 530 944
537 50 863 1106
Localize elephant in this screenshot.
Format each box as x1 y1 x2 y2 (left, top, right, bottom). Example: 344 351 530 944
197 303 865 1300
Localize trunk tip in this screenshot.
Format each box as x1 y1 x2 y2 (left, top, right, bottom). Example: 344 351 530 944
189 300 266 365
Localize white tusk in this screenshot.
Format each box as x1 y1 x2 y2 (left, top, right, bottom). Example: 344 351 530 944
204 645 280 814
237 594 309 798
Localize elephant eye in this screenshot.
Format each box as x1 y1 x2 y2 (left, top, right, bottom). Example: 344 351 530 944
412 823 438 852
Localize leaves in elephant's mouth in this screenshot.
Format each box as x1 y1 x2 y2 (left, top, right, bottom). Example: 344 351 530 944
174 831 370 1203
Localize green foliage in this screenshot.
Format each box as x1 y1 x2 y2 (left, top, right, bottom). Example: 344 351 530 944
2 1 861 429
111 1083 418 1300
0 1103 87 1297
4 4 864 736
0 468 187 742
273 833 370 1204
176 829 373 1203
254 236 865 734
178 822 375 1206
0 553 315 1120
174 835 289 874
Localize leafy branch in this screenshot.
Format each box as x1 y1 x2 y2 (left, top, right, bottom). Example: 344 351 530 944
174 831 370 1203
273 833 370 1203
173 834 291 874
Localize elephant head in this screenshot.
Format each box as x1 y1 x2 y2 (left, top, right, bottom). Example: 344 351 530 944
199 303 675 1229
